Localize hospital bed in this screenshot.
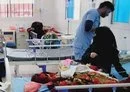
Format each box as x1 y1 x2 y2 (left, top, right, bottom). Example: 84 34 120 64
2 39 130 92
12 61 130 92
0 43 11 92
6 38 74 76
7 38 74 61
6 38 130 61
6 38 130 77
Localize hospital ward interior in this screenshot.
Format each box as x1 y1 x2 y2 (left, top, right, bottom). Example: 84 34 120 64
0 0 130 92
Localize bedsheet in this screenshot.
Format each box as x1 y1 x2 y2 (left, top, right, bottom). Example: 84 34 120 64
12 62 130 92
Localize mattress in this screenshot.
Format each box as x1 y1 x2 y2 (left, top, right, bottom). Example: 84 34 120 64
6 47 130 62
6 47 74 61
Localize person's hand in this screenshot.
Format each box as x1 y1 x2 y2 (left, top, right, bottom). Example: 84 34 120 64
91 28 96 32
90 52 98 58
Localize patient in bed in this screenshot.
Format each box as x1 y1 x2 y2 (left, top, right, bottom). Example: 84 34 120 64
81 26 129 78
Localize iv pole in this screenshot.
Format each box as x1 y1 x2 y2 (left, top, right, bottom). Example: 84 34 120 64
67 19 71 35
65 0 72 35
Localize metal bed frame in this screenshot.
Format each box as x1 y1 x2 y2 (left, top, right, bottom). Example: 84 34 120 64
55 83 130 92
6 38 74 76
2 39 130 92
7 38 74 61
0 42 11 92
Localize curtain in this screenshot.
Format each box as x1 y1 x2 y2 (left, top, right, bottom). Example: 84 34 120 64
113 0 130 23
0 0 34 17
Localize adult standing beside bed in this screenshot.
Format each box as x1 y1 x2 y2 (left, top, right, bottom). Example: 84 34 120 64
73 1 114 62
81 26 129 78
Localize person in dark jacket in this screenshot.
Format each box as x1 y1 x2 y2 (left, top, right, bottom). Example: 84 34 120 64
81 26 129 78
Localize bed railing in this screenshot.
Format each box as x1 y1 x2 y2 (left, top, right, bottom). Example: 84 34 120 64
55 83 130 92
4 40 130 92
26 38 74 61
26 38 73 48
0 42 11 92
6 38 74 76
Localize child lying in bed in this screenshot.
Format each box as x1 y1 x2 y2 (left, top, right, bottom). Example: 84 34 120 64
81 26 129 78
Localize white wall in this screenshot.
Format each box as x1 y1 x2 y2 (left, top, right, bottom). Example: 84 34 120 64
110 24 130 50
39 0 55 26
53 0 68 34
53 0 95 35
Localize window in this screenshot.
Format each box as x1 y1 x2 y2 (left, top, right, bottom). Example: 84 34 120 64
65 0 80 20
0 0 34 17
113 0 130 23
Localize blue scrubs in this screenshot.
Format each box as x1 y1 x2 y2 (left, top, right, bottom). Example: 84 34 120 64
73 9 100 60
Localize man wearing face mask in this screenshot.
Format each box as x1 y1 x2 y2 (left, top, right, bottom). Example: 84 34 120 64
73 1 114 62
